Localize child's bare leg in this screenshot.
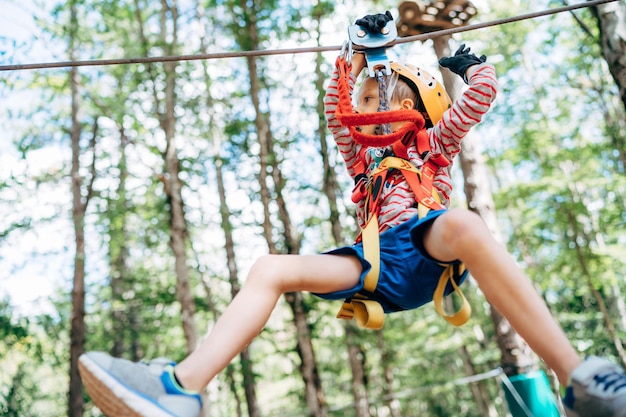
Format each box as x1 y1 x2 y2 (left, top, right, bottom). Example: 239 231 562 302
174 254 362 392
423 208 581 385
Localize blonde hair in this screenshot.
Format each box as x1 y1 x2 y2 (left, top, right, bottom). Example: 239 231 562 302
386 72 426 113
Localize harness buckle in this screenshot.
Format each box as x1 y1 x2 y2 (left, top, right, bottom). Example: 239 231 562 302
351 175 370 203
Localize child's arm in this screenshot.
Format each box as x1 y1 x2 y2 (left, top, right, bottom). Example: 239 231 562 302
464 64 483 82
429 46 498 162
324 53 366 178
350 52 366 78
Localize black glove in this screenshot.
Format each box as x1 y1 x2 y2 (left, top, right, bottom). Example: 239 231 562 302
355 11 393 34
438 44 487 84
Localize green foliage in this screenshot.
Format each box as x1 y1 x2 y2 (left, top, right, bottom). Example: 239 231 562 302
2 0 626 415
0 300 67 416
0 363 38 417
481 0 626 361
0 301 29 354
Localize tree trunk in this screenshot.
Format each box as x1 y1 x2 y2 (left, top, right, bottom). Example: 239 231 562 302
89 91 138 361
612 283 626 333
191 1 259 413
68 1 91 415
133 0 198 353
226 363 245 417
237 2 327 415
69 116 98 417
458 344 499 417
129 304 142 361
214 152 261 417
157 0 198 353
284 291 328 417
590 0 626 110
133 0 200 353
344 323 370 417
110 126 130 359
377 331 401 417
314 48 344 244
311 8 373 414
245 52 275 249
68 64 86 417
443 297 499 417
97 96 145 362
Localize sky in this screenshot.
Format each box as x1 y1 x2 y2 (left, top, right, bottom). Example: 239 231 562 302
0 0 67 316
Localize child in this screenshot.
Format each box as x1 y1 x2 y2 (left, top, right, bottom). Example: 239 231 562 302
79 15 626 417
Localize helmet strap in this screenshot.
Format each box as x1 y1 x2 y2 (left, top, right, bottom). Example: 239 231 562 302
385 71 399 104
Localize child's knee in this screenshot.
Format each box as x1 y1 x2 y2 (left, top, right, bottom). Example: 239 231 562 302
246 255 290 292
247 255 279 283
438 208 489 245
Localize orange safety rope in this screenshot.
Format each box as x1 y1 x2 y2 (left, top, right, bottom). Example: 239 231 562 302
333 56 425 148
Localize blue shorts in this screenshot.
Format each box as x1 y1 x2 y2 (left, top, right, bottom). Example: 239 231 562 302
313 209 468 313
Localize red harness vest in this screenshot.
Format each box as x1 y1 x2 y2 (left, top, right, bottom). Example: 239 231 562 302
334 56 449 228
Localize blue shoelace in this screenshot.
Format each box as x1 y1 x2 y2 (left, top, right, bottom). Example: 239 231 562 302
593 370 626 393
563 368 626 410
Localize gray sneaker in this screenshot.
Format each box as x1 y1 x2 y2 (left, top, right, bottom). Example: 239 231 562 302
564 356 626 417
79 351 202 417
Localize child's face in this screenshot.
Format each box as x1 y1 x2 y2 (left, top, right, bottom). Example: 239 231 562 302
354 77 409 136
355 77 383 116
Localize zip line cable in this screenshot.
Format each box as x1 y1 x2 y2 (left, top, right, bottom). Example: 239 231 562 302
0 0 617 72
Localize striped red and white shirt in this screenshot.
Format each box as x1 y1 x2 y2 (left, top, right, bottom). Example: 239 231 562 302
325 62 498 233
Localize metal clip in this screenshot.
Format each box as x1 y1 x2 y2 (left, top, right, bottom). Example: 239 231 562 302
348 19 397 77
340 40 353 62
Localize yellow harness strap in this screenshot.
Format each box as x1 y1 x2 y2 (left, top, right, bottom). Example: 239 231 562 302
336 157 471 329
336 215 385 330
433 264 472 326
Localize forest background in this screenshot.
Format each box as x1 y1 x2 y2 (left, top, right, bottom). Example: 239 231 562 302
1 0 625 416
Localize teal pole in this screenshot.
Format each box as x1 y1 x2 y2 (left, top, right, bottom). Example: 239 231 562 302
501 370 561 417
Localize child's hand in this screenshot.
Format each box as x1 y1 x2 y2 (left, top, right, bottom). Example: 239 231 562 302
438 44 487 84
355 11 393 34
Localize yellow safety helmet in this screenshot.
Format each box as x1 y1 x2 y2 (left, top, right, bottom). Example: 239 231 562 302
389 62 452 128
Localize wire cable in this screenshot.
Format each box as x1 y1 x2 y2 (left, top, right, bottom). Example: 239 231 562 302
0 0 617 72
499 372 535 417
328 367 505 413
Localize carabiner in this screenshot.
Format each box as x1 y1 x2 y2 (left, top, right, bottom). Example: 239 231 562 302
340 40 353 62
